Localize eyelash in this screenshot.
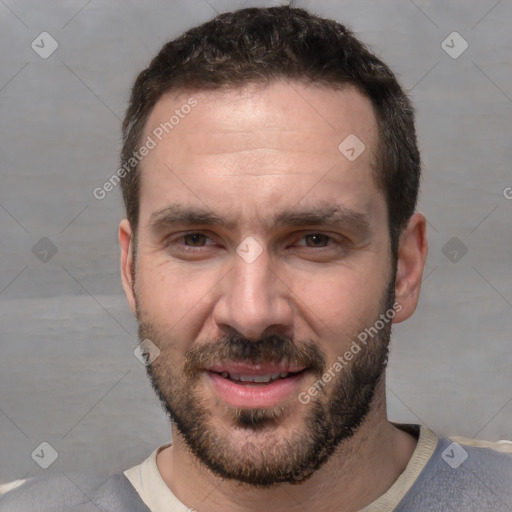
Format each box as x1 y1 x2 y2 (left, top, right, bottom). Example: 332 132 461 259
164 231 343 253
162 232 213 253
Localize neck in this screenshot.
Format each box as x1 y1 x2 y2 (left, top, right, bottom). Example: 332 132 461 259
157 379 417 512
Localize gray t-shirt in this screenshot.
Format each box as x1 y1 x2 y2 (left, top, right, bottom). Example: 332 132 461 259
1 424 511 511
391 425 512 511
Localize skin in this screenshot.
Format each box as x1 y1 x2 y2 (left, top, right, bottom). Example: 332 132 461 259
119 80 428 512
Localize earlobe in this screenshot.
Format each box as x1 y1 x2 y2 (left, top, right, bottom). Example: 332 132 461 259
392 213 428 324
119 218 137 316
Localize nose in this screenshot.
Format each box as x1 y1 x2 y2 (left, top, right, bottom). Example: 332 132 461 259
212 243 294 340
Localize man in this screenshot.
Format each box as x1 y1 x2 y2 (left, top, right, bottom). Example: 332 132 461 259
2 5 511 511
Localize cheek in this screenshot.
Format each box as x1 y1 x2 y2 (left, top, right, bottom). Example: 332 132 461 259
136 259 222 339
291 261 383 310
288 268 388 352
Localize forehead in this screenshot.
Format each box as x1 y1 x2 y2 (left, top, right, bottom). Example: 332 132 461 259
138 80 383 231
143 80 377 156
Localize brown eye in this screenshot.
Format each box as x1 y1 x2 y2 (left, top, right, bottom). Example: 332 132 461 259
304 234 331 247
183 233 208 246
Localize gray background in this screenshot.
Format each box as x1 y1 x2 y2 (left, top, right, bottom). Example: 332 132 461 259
1 0 511 488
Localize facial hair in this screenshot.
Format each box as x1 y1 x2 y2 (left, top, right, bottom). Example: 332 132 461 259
136 276 395 487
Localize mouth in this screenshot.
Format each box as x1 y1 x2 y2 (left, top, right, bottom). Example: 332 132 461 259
213 370 305 384
203 362 309 408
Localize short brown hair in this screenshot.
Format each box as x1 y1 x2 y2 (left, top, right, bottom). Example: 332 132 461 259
120 5 420 261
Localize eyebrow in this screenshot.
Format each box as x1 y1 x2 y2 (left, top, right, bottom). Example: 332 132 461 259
148 203 371 235
149 205 230 231
272 205 371 234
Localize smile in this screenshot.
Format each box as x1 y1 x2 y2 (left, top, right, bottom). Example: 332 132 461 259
204 364 308 408
214 370 303 383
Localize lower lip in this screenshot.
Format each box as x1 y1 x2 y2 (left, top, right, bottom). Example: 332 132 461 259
205 371 307 408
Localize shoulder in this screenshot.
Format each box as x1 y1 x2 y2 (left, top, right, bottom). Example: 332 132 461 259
442 432 512 476
398 429 512 511
0 472 98 511
0 472 149 511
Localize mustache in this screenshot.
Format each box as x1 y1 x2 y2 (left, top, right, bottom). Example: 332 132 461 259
183 333 326 378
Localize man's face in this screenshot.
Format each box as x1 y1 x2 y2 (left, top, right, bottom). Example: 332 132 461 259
127 81 396 486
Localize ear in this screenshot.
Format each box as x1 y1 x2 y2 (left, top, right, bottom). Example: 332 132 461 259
392 212 428 324
119 218 137 316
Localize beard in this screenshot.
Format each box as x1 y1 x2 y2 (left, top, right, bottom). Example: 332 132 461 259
136 276 395 488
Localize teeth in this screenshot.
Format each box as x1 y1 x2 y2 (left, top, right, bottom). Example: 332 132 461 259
240 374 271 382
221 372 291 382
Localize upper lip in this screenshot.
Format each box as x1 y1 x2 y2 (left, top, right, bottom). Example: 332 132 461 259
205 362 307 376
